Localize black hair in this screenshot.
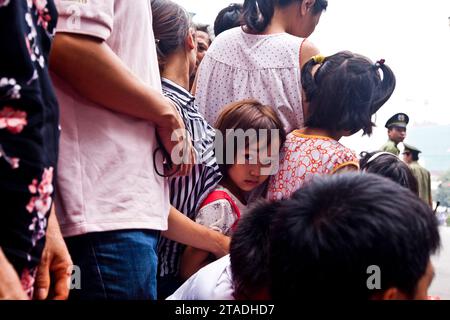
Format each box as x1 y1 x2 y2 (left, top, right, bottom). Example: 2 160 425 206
151 0 192 72
360 151 418 194
214 3 244 36
243 0 328 33
269 173 440 300
230 200 281 299
195 23 213 44
302 51 396 135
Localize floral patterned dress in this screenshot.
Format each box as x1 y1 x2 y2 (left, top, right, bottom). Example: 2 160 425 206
0 0 59 297
267 131 359 201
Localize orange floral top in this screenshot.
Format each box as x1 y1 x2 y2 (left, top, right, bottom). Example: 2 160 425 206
268 131 359 200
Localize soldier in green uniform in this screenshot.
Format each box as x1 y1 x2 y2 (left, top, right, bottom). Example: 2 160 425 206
403 143 432 207
380 113 409 156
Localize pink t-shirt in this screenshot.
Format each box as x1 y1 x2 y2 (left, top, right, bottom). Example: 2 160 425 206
268 131 359 201
53 0 169 237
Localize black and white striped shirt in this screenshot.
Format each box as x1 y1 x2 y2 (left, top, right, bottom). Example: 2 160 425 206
158 78 222 278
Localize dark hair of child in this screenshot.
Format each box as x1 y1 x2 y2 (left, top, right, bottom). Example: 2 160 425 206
230 200 281 299
214 3 244 36
269 173 440 300
360 151 418 194
302 51 396 135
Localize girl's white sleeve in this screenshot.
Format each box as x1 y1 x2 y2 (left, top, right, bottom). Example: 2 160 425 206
195 200 237 236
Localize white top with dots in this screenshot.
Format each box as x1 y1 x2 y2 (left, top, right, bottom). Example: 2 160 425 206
195 27 305 133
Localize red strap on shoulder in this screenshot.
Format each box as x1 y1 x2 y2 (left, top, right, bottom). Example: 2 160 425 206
200 190 241 229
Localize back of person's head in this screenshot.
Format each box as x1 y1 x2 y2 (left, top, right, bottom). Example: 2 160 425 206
302 51 396 136
243 0 328 33
214 99 286 175
269 173 440 300
214 3 244 36
230 200 281 299
360 151 418 194
151 0 192 72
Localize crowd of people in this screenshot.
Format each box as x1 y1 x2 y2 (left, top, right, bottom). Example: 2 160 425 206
0 0 440 301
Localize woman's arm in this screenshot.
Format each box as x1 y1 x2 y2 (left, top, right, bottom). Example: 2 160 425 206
33 206 73 300
0 248 28 300
179 246 212 280
50 33 173 124
162 206 230 258
50 33 194 176
177 200 234 279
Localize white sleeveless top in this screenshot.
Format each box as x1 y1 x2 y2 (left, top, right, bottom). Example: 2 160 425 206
195 27 305 133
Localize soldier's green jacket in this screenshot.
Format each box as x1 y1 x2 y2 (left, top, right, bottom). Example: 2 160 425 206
409 161 432 206
380 140 400 156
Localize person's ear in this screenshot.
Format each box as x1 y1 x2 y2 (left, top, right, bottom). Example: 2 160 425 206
185 30 196 51
301 0 316 15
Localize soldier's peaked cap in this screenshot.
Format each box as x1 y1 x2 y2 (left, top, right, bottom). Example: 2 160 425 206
385 113 409 128
403 142 421 154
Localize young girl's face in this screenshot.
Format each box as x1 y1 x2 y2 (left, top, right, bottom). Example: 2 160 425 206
227 141 280 193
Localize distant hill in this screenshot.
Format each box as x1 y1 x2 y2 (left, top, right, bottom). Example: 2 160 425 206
406 125 450 174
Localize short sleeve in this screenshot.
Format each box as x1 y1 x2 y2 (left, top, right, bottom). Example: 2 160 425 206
196 200 237 236
331 149 359 173
55 0 114 41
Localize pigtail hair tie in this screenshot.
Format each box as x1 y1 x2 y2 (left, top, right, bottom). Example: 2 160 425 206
375 59 385 68
312 54 326 64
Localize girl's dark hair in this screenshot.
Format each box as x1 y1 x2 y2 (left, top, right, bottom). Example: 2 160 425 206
214 3 244 36
243 0 328 33
360 151 418 194
230 200 281 299
151 0 192 72
302 51 396 136
214 99 286 175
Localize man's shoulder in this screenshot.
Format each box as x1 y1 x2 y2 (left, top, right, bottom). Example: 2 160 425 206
381 140 396 147
380 140 399 154
410 162 430 175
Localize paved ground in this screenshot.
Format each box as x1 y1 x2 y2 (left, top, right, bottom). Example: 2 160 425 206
429 227 450 299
